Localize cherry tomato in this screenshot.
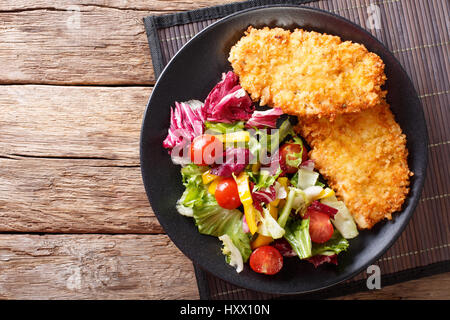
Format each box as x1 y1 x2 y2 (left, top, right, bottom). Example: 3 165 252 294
249 246 283 275
308 210 334 243
190 134 223 166
214 177 241 209
279 142 307 174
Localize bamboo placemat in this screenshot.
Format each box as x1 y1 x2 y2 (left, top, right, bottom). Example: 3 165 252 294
143 0 450 299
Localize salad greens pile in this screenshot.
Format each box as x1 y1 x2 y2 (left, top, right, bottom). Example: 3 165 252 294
163 71 358 275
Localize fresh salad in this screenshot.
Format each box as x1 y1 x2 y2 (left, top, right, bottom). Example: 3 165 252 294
162 71 358 275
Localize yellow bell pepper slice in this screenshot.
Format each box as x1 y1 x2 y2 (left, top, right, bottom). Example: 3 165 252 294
233 172 259 235
251 234 273 249
270 199 281 208
243 204 259 235
202 170 219 185
268 203 279 218
277 177 289 188
208 179 220 195
316 187 335 200
216 131 250 144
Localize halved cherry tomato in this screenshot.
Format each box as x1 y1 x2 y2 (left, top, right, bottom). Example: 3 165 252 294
308 210 334 243
249 246 283 275
214 177 241 210
190 134 223 166
279 142 307 174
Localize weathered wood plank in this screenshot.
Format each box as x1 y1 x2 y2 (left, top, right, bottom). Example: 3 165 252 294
0 157 161 233
0 85 150 163
0 85 164 233
0 1 239 85
333 272 450 300
0 7 154 85
0 234 199 299
0 0 239 11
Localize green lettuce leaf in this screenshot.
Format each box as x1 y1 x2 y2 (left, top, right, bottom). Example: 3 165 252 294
253 167 282 191
219 234 244 272
179 164 251 263
193 202 251 263
290 171 299 187
284 218 312 259
315 180 326 188
311 230 349 256
181 164 206 186
178 185 213 209
278 118 295 143
178 164 211 209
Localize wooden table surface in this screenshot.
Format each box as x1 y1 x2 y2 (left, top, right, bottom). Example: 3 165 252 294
0 0 448 300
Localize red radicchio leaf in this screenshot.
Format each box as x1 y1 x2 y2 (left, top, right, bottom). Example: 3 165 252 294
204 72 254 123
299 159 315 171
162 101 204 153
272 238 297 257
210 148 252 177
306 254 338 268
245 108 284 129
251 184 277 212
306 200 338 219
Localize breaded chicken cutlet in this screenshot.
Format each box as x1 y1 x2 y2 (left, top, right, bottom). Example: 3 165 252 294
229 27 387 118
296 102 413 229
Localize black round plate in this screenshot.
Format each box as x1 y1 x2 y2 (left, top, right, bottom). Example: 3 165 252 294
140 5 428 295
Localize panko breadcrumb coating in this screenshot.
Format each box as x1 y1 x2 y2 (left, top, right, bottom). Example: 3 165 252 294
229 27 387 118
296 103 413 229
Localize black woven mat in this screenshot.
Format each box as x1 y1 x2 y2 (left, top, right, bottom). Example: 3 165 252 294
143 0 450 300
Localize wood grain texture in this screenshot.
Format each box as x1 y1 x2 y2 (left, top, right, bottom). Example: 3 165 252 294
0 7 154 85
0 234 199 299
0 0 238 85
0 157 162 233
0 0 239 11
332 272 450 300
0 85 150 163
0 85 164 233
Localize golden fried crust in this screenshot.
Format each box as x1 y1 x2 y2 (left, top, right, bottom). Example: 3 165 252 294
296 103 413 229
229 27 387 118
